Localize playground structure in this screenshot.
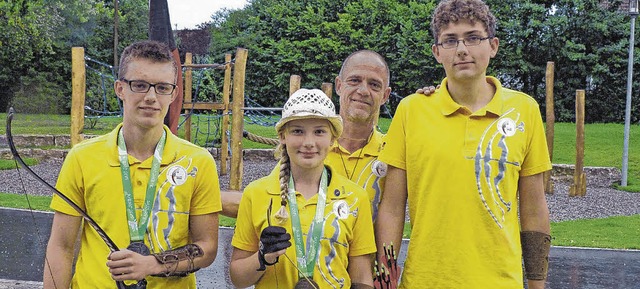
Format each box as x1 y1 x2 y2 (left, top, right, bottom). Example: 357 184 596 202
71 48 590 196
70 47 335 191
71 47 248 190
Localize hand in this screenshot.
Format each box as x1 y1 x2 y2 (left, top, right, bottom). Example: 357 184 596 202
415 85 440 96
373 243 401 289
107 249 158 281
258 226 291 270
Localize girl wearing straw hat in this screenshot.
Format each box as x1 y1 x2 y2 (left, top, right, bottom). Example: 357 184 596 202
230 89 376 289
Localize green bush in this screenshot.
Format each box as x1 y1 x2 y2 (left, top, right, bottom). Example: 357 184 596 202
11 72 67 114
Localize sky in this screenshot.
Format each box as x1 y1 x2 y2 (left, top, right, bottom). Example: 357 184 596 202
166 0 249 30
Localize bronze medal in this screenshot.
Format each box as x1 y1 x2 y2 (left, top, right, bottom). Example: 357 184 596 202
123 280 147 289
124 242 149 289
127 241 150 256
294 278 319 289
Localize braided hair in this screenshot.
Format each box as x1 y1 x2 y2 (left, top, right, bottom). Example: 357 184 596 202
273 143 290 224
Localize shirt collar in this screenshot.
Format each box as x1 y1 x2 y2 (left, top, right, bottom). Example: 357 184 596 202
107 123 178 167
438 76 505 117
330 130 384 157
265 164 347 201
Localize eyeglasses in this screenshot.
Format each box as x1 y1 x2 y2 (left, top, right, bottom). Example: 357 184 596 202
436 36 492 49
120 79 177 95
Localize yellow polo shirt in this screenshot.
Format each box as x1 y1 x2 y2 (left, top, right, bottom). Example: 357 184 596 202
232 164 376 289
379 77 551 289
52 123 222 288
326 130 386 221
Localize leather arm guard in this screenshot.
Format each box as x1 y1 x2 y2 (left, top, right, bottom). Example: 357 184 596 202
521 231 551 280
151 244 204 277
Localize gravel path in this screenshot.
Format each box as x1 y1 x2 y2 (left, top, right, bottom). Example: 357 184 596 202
1 159 640 222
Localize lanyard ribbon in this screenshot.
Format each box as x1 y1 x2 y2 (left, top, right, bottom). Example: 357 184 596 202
287 168 328 279
118 128 166 242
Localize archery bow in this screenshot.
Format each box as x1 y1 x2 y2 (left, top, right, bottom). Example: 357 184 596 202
6 108 127 289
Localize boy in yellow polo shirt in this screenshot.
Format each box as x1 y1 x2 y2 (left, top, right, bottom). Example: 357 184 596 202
375 1 552 288
44 40 222 288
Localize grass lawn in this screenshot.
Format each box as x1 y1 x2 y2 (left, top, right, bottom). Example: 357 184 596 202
550 215 640 249
0 158 38 170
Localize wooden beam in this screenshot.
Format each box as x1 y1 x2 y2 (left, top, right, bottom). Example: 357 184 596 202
220 53 232 176
184 53 193 141
544 61 555 194
230 48 248 190
570 90 586 197
71 47 86 146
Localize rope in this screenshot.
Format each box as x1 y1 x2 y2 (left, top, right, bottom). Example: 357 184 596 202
243 130 279 146
244 96 280 126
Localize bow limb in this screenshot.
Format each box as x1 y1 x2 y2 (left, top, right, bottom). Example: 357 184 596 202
6 108 126 289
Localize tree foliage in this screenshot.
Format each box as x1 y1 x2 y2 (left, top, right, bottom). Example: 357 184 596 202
0 0 148 114
0 0 637 123
208 0 639 123
209 0 437 108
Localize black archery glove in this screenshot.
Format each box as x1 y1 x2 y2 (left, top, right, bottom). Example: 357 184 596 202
257 226 291 271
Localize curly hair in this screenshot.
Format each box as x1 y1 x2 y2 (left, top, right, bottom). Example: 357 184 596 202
117 40 177 80
430 0 497 41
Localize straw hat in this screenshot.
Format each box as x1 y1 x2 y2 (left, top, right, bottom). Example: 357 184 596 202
275 88 343 137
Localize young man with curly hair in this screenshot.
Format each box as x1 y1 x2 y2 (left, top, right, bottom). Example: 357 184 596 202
375 1 552 288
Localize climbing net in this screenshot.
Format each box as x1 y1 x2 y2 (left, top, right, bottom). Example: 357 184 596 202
84 56 122 128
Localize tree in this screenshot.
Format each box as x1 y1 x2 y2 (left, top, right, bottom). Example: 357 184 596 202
488 0 634 122
0 0 60 112
209 0 637 123
209 0 437 108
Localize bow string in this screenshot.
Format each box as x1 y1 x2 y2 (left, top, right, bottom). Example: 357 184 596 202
6 107 126 289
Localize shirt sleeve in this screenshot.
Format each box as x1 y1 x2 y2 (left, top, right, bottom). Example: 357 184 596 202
231 183 260 252
51 148 85 216
378 98 409 170
190 149 222 215
520 102 552 176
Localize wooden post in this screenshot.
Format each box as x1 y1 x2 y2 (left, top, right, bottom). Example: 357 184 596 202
321 82 333 99
289 75 301 96
544 61 555 194
220 53 232 176
569 90 586 197
71 47 86 146
230 48 248 190
184 53 193 142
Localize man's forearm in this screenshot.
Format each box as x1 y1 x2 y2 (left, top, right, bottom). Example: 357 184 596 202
43 246 75 289
374 209 405 259
221 190 242 218
374 166 408 270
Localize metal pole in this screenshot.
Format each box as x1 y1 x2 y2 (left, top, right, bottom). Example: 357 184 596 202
622 14 636 187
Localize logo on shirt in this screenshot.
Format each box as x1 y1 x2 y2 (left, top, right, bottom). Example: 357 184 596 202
371 160 388 177
166 165 188 186
332 200 350 220
497 118 517 137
